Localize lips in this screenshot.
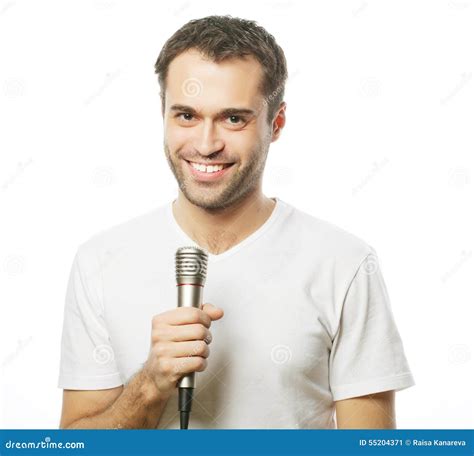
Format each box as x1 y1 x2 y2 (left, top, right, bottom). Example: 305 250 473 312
186 160 233 168
184 159 235 181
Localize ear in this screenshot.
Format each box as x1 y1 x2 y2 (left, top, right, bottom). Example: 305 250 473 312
271 102 287 142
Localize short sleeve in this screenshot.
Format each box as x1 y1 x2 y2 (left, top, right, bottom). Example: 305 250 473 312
58 243 123 390
329 250 415 401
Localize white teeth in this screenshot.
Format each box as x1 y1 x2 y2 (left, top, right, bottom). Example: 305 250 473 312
190 162 226 173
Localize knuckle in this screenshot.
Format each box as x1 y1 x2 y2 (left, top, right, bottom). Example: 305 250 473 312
198 325 208 339
152 314 163 326
159 357 171 375
168 360 181 380
187 307 201 322
151 327 163 343
196 358 207 371
195 340 207 355
203 315 211 328
194 308 210 327
155 342 167 357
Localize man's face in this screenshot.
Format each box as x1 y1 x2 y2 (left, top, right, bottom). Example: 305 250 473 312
163 50 277 211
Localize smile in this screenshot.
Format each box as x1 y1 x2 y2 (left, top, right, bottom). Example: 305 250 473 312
184 160 235 180
187 161 233 173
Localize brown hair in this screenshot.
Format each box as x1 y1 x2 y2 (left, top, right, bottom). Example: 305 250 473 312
154 15 288 123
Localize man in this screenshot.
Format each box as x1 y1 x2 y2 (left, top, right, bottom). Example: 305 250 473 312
58 15 414 429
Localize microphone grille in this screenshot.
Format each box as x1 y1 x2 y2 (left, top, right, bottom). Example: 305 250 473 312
175 246 208 284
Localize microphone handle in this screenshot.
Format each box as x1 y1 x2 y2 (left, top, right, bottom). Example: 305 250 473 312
177 283 204 389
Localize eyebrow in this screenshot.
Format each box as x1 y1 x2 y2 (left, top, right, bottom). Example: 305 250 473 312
169 104 257 118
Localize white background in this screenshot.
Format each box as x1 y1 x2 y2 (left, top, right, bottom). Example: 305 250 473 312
0 0 472 429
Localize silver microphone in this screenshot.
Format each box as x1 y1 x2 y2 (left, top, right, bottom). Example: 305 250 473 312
175 246 208 429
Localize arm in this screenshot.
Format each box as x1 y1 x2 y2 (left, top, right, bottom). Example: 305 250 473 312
60 304 225 429
335 390 396 429
60 368 169 429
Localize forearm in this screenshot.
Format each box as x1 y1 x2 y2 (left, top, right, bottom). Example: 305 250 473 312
65 369 170 429
335 391 396 429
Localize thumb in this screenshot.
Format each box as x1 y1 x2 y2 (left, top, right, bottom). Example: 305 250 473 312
201 303 224 321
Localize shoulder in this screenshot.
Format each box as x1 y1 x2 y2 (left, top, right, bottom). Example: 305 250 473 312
76 204 168 261
281 200 375 264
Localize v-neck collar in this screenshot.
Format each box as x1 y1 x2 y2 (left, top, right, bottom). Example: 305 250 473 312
166 197 284 263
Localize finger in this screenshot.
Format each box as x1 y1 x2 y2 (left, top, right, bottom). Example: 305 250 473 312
173 356 208 376
159 307 212 328
168 324 212 343
166 340 210 359
201 303 224 321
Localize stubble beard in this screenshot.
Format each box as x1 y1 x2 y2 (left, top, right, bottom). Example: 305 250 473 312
164 142 269 213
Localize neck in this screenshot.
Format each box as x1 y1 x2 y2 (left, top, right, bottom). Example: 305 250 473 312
172 188 276 255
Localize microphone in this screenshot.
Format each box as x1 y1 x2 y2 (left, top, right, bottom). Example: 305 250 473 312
175 246 208 430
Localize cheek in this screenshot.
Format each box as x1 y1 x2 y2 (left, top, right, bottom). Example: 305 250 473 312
222 130 257 158
165 124 191 151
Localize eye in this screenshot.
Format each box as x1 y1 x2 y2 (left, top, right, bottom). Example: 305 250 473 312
177 112 194 121
226 115 245 125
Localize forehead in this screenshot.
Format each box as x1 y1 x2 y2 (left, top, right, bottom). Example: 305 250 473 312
165 49 264 111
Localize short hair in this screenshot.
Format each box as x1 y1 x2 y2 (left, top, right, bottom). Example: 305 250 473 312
154 15 288 123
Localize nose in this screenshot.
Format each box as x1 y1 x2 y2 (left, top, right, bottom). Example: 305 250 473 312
192 119 225 157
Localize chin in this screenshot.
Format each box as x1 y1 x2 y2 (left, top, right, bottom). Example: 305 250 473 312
182 190 232 212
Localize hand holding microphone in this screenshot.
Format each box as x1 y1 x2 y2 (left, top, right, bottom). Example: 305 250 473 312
143 247 223 429
143 303 223 398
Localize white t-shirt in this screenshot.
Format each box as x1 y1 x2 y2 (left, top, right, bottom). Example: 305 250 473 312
58 197 415 429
